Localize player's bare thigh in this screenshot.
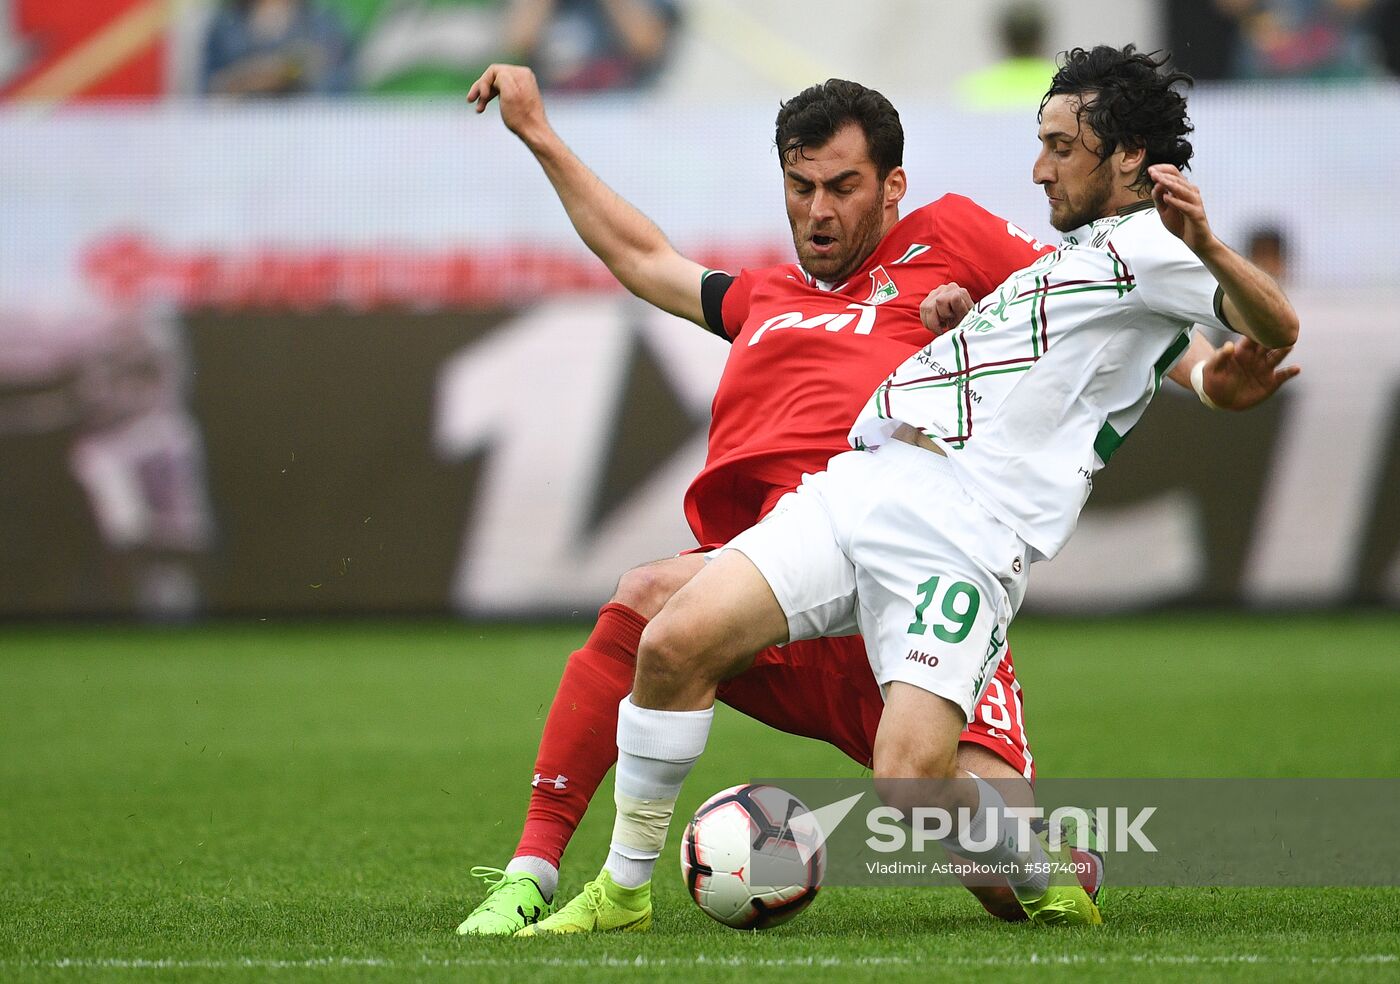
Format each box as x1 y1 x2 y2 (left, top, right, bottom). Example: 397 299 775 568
619 554 1033 801
611 553 708 619
634 550 791 709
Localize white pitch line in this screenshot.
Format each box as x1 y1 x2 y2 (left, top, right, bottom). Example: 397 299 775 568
7 953 1398 971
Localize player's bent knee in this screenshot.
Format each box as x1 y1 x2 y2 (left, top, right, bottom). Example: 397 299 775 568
873 730 960 781
635 615 726 695
872 740 962 815
871 750 960 784
611 556 704 619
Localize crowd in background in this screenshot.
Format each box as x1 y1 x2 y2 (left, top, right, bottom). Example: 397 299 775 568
196 0 1399 99
199 0 680 96
1214 0 1392 79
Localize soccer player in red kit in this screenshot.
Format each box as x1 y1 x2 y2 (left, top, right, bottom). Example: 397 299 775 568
457 64 1289 934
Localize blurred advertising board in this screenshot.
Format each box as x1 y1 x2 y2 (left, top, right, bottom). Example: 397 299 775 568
2 95 1397 616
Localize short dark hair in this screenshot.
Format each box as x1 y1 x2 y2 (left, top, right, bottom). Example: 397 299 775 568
1040 45 1194 192
774 79 903 179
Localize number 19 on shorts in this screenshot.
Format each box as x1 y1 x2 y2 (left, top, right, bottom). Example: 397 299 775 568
906 575 981 643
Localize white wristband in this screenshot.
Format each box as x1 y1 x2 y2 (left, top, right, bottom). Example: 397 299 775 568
1190 360 1222 410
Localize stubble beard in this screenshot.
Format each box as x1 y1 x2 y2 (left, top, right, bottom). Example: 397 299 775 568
1051 165 1117 233
795 199 885 284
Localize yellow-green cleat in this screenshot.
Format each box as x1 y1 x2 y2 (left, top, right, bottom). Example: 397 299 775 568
514 868 651 936
456 867 555 936
1015 828 1104 926
1017 881 1104 926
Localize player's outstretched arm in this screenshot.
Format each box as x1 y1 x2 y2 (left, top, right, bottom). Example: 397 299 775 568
1167 332 1300 411
1149 164 1299 350
468 64 707 326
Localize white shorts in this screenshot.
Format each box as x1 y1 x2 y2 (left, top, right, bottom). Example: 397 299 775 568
717 439 1029 721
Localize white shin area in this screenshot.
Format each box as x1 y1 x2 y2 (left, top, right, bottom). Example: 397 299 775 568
606 697 713 888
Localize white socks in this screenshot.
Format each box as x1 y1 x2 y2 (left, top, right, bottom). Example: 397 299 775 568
947 775 1051 894
606 697 713 888
505 855 559 900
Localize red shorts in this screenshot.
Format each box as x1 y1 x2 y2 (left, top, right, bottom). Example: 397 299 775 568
714 635 1034 781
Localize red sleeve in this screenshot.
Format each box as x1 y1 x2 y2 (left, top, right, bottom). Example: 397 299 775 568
929 194 1054 302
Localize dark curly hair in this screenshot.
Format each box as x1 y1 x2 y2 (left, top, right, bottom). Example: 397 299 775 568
1040 45 1194 192
775 79 903 179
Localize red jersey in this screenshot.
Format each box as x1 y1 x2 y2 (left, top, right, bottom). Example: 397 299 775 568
688 194 1050 546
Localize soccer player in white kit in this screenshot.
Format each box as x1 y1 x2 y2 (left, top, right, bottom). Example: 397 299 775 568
522 44 1301 933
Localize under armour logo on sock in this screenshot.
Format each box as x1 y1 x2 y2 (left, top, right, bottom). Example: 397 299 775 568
532 773 568 790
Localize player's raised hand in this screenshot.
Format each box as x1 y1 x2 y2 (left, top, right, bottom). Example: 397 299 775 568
1149 164 1217 254
920 283 973 336
1201 337 1300 411
467 64 549 140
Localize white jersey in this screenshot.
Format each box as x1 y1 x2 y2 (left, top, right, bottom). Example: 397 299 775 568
849 202 1231 560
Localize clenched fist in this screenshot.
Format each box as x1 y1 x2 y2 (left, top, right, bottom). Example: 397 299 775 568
920 283 974 337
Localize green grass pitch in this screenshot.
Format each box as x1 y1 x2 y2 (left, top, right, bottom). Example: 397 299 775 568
3 615 1399 982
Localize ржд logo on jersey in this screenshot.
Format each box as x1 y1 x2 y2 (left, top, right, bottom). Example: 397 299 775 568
747 302 879 347
866 265 899 305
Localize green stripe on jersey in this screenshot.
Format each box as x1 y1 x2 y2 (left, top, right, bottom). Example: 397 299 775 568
887 363 1034 394
1008 281 1135 309
1152 332 1192 392
1094 331 1194 464
892 243 932 265
1094 422 1126 463
952 337 968 448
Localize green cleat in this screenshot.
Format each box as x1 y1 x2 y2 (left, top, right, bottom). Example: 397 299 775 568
456 866 555 936
514 868 651 936
1016 881 1104 926
1015 828 1104 926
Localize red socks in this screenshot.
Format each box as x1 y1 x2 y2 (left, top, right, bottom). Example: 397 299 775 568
512 603 646 867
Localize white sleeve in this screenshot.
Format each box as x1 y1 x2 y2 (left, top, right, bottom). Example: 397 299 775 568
1131 225 1233 335
1192 321 1233 348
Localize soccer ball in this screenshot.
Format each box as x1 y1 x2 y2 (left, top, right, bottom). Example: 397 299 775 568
679 784 825 930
